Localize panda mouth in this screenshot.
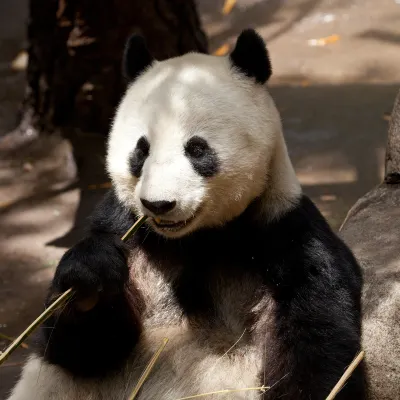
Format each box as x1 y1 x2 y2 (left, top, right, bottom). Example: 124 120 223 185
152 215 196 231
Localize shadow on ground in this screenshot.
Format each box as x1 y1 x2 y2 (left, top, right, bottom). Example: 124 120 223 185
200 0 325 49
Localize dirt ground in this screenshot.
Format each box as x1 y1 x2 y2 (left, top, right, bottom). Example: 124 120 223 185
1 0 400 397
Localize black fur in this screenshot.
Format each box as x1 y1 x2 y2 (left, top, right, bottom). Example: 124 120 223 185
129 136 150 178
40 190 366 398
39 192 142 377
184 136 220 177
123 35 154 81
230 29 272 83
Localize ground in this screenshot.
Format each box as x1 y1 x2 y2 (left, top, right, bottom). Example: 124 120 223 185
0 0 399 397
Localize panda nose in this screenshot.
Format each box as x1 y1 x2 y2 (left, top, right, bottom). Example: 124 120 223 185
140 199 177 215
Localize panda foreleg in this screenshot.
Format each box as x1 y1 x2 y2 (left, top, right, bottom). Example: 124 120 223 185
36 189 143 378
261 250 366 399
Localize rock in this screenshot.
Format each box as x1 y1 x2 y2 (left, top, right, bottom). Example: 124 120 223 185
340 89 400 400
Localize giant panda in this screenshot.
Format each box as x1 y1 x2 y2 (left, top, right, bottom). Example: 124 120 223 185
7 29 367 400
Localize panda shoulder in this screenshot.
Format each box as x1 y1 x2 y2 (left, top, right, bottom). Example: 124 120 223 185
274 195 357 266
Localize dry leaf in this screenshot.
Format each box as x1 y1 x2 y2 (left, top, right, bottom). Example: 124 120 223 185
222 0 237 15
308 34 340 47
11 51 28 71
0 200 14 209
383 112 391 121
22 162 34 172
320 194 337 202
213 44 230 56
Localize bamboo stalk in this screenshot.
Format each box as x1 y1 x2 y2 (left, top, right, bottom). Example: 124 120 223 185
0 215 148 366
128 338 169 400
121 216 147 241
325 351 365 400
0 288 74 365
0 333 29 349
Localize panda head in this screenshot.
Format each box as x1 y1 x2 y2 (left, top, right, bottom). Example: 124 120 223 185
107 29 300 238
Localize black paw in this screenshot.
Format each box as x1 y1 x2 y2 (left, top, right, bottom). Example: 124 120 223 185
50 234 129 306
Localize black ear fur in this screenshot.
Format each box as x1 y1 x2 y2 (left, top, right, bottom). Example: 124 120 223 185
229 29 272 84
123 34 155 81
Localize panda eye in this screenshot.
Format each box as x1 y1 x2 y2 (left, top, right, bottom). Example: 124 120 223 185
184 137 209 158
184 136 220 178
129 136 150 178
136 137 150 158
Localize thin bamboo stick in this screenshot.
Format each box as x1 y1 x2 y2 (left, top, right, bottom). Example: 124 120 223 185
128 338 169 400
325 351 365 400
0 333 29 349
0 288 74 364
0 215 148 366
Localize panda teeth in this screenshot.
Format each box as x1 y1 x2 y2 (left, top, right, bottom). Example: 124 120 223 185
161 220 179 226
153 218 179 226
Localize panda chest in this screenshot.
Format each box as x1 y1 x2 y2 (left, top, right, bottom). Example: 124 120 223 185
130 250 267 333
127 254 270 399
129 328 264 400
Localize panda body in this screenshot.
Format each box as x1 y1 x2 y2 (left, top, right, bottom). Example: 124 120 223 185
7 30 366 400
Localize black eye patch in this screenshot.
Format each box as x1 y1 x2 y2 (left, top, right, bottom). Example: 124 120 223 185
184 136 219 177
129 136 150 177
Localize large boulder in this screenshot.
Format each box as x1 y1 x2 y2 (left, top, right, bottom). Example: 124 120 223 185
340 90 400 399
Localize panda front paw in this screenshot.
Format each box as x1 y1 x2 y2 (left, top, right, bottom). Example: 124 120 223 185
49 234 129 309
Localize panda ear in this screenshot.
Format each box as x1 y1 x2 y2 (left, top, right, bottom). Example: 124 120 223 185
229 29 272 84
123 34 155 81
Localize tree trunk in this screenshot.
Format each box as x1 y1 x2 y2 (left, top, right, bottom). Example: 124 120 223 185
15 0 208 139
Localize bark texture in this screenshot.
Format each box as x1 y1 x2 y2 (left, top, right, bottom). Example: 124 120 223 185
21 0 208 136
385 89 400 183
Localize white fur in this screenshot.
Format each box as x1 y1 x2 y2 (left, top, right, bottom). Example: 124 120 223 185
107 52 301 238
8 51 302 400
8 335 262 400
8 252 270 400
